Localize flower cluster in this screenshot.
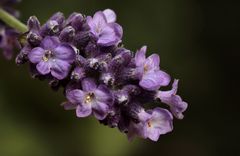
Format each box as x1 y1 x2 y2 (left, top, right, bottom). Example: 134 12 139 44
0 0 20 59
16 9 188 141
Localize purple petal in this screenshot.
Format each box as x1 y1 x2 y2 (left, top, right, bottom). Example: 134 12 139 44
66 13 84 30
169 95 188 119
50 59 71 80
49 12 65 25
54 44 76 62
92 102 109 120
156 70 171 86
151 108 173 133
81 78 97 92
147 128 161 141
66 89 84 104
97 25 118 46
157 80 188 119
36 61 51 75
94 85 113 105
157 79 178 102
111 23 123 42
140 70 170 91
76 104 92 118
145 108 173 141
145 54 160 71
28 47 44 63
41 36 60 50
138 109 152 122
103 9 116 23
135 46 147 67
87 12 107 36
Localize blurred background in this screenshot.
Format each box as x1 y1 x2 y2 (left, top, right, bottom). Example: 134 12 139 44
0 0 239 156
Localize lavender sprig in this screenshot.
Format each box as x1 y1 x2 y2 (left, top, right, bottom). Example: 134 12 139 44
0 8 188 142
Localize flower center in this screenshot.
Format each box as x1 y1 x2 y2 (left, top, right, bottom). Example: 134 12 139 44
85 92 94 104
42 50 53 62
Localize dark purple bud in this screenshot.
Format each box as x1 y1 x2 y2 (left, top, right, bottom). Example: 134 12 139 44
27 31 42 46
123 85 141 96
109 48 132 72
49 12 65 26
73 31 90 48
66 12 84 31
15 44 31 65
100 73 115 86
114 90 130 105
59 26 75 42
71 66 85 81
75 54 87 66
87 53 112 71
121 67 141 80
101 111 121 128
87 58 100 70
41 20 60 35
27 16 41 32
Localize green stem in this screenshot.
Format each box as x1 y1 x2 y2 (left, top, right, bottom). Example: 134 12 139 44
0 8 28 33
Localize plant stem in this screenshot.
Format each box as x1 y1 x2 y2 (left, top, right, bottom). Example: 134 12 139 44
0 8 27 33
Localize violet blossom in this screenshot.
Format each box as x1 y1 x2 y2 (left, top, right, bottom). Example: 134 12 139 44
86 10 123 46
28 36 76 80
66 78 113 120
128 108 173 141
156 80 188 119
135 46 171 91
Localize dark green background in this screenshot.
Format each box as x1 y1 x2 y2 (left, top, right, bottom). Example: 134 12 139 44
0 0 239 156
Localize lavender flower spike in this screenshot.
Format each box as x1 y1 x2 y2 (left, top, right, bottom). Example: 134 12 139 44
28 36 76 80
135 46 170 91
156 80 188 119
66 78 113 120
12 8 188 141
87 9 123 46
128 108 173 141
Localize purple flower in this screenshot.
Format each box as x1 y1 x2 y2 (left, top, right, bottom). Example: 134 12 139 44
128 108 173 141
28 36 76 80
135 46 170 91
156 80 188 119
66 78 113 120
86 9 123 46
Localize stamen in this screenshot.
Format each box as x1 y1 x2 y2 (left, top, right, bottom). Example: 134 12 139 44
42 55 49 62
42 50 53 62
85 92 94 104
